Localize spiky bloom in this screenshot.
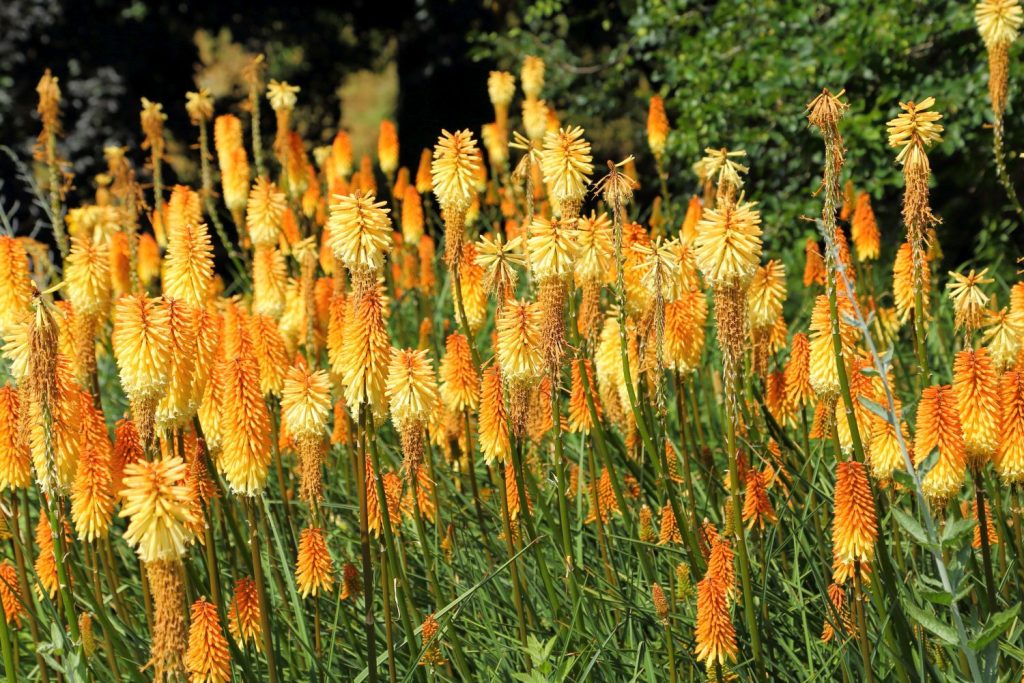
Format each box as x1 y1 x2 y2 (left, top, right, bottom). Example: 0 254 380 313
386 348 438 477
413 148 432 193
476 233 524 302
803 238 826 287
891 241 927 326
0 237 32 334
296 526 335 598
252 246 288 319
647 95 670 159
568 359 601 434
0 562 24 628
186 597 231 683
341 283 392 417
977 0 1023 114
887 97 944 174
747 259 787 374
213 115 249 212
456 242 488 333
521 55 545 99
694 200 762 286
665 291 708 375
167 185 202 235
220 339 272 495
696 147 748 205
282 365 331 502
65 235 111 318
658 501 682 545
783 333 813 416
154 298 198 430
34 513 66 598
418 234 437 294
706 535 736 600
831 460 876 584
377 119 399 175
227 577 262 648
245 177 286 248
0 387 30 491
521 98 550 142
328 192 393 285
996 370 1024 482
540 126 593 217
420 613 447 667
850 192 880 261
983 307 1023 371
401 186 425 244
694 576 737 669
574 211 614 284
432 130 480 262
439 333 479 412
821 583 851 643
26 353 82 493
915 385 966 503
487 70 516 110
478 364 510 463
496 299 545 384
809 294 857 401
112 294 171 439
119 457 196 562
71 444 114 542
163 222 213 308
953 348 999 466
742 468 776 530
947 269 993 336
651 582 670 624
867 398 909 483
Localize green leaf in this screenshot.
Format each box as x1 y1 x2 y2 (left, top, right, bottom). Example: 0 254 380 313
903 601 958 646
940 518 975 548
892 468 917 490
891 506 932 548
970 604 1021 650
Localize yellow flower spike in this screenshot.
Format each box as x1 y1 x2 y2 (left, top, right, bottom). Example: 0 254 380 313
327 192 394 286
119 456 196 562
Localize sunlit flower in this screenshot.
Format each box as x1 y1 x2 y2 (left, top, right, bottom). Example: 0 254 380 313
119 456 196 562
914 385 966 503
831 460 876 584
996 370 1024 482
947 268 993 335
186 597 231 683
296 526 335 598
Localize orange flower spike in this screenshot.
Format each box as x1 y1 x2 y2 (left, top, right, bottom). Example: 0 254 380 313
742 468 777 530
227 577 262 648
296 526 336 598
478 364 510 463
439 333 479 412
0 386 31 491
914 384 967 503
186 597 231 683
831 460 877 584
693 575 738 670
996 370 1024 482
953 348 999 466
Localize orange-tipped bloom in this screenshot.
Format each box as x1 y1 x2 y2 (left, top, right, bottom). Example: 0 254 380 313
568 359 601 434
809 294 857 400
65 235 111 317
155 298 198 430
163 221 214 306
0 386 30 491
220 343 272 495
439 333 479 412
647 95 669 159
694 199 762 287
282 365 332 442
378 120 399 175
947 269 993 336
784 333 814 415
0 236 32 333
186 597 231 683
386 348 438 430
540 126 593 214
742 468 776 530
246 177 286 248
803 238 826 287
914 385 967 503
296 526 335 598
431 129 480 214
693 576 737 669
401 186 424 244
112 294 171 406
953 348 999 465
996 370 1024 482
496 300 544 383
340 283 391 417
478 364 510 463
0 561 25 628
983 307 1023 371
831 460 876 584
327 192 393 281
71 444 114 542
227 577 262 648
252 246 288 319
119 456 197 562
893 241 929 325
850 192 880 261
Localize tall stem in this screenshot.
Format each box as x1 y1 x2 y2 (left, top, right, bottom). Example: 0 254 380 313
356 410 377 683
246 500 278 683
